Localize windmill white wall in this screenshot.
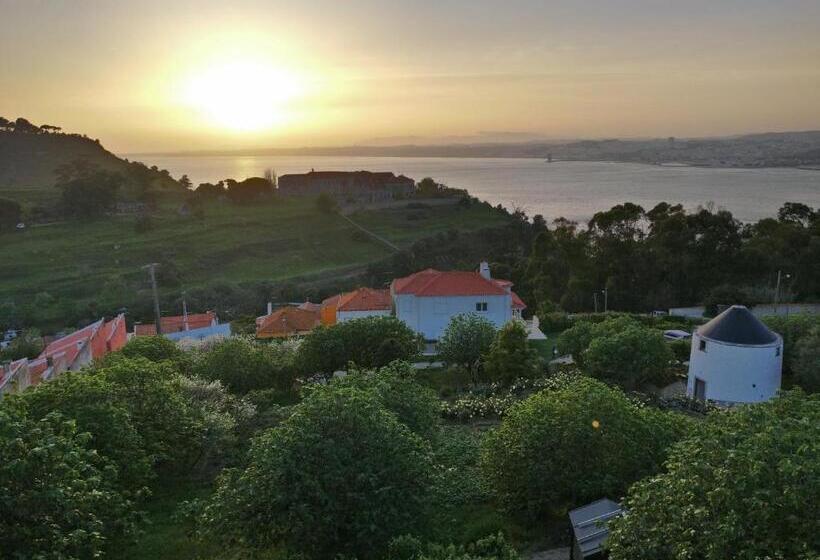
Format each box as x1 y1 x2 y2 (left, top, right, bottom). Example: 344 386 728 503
686 305 783 405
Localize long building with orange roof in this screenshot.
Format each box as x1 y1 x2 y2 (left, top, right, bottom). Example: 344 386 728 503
0 314 126 398
320 287 393 325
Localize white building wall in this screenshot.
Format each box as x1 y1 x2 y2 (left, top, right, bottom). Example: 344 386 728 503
337 309 392 322
395 293 511 340
686 333 782 404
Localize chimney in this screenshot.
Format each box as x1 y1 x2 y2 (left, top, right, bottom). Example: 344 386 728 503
267 302 273 315
478 261 491 280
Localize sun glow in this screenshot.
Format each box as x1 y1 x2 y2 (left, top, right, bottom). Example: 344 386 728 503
182 59 305 132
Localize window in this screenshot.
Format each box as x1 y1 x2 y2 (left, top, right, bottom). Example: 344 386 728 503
699 339 707 352
776 346 781 357
475 302 488 312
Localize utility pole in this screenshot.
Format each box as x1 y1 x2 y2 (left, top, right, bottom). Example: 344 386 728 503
774 270 782 314
143 263 162 335
603 288 608 313
182 291 189 332
593 292 599 313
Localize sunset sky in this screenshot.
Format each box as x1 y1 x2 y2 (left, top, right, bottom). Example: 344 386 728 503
2 0 820 153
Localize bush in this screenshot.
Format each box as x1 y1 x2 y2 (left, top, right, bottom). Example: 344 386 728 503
481 376 691 522
193 336 299 394
538 311 573 333
198 383 433 559
607 389 820 559
298 316 421 375
120 335 182 363
584 325 673 387
0 406 137 558
388 533 521 560
484 321 541 384
0 328 43 360
340 361 440 440
15 371 154 492
762 314 820 376
668 338 691 362
315 192 338 214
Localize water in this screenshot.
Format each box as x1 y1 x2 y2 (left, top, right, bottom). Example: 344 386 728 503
127 155 820 223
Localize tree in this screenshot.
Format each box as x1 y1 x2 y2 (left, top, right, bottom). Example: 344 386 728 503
484 320 541 384
179 174 193 190
0 328 43 360
437 314 496 385
298 316 421 375
584 325 673 387
195 181 225 197
120 335 182 363
607 389 820 560
0 406 136 558
15 371 154 491
193 336 299 394
0 197 22 231
341 361 440 440
226 177 272 203
56 162 122 218
481 376 690 522
315 191 339 213
198 383 433 559
794 326 820 392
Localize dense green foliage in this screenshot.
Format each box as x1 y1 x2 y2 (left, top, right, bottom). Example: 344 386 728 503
387 533 520 560
297 316 421 375
607 390 820 559
57 164 124 218
483 321 541 384
0 328 43 360
481 375 691 522
120 335 184 363
192 336 299 394
0 405 137 559
198 382 433 559
437 314 497 384
339 361 441 439
584 325 673 386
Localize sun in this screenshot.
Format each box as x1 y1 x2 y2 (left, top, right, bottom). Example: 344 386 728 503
182 60 304 132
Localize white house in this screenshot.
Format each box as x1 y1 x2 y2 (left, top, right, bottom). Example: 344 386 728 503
687 305 782 404
391 262 526 340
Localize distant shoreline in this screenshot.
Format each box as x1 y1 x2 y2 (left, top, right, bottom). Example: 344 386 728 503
122 151 820 172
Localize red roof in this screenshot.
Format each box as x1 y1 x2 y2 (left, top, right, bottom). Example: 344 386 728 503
392 269 509 297
37 315 126 375
256 306 320 338
511 291 527 310
337 288 392 312
135 312 217 336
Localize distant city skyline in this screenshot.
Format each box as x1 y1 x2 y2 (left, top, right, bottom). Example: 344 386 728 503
2 0 820 153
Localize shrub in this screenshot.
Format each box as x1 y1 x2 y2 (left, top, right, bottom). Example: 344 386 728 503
538 311 573 333
584 325 674 387
481 376 691 522
298 316 421 375
193 336 299 394
0 328 43 360
198 383 433 559
340 361 440 440
120 335 182 363
0 406 137 558
15 371 154 492
484 321 541 384
668 338 691 362
388 533 521 560
607 389 820 559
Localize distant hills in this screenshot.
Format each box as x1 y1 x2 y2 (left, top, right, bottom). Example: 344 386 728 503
0 118 181 205
146 130 820 168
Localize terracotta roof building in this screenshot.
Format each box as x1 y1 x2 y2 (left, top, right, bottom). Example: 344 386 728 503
320 287 393 325
134 311 218 336
256 306 321 339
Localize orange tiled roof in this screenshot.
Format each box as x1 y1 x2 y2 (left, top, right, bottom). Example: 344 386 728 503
511 291 527 309
337 288 392 312
298 301 322 312
134 312 217 336
392 269 508 297
256 306 320 338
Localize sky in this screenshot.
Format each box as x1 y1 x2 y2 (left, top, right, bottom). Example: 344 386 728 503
2 0 820 153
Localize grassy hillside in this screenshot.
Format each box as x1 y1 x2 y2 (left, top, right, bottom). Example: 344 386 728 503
0 129 179 205
0 193 510 331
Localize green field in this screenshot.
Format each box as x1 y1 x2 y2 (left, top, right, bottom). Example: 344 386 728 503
0 194 509 329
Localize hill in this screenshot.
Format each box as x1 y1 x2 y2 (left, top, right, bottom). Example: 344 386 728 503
0 117 181 205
